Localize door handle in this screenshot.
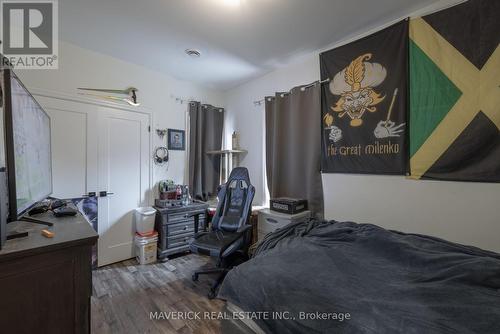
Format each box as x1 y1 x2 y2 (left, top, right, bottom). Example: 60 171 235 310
99 191 115 197
81 192 97 198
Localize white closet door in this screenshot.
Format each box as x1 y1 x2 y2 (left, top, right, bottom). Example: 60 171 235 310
36 95 151 267
39 97 99 199
97 107 150 266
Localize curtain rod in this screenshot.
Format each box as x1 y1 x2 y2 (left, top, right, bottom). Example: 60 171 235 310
170 94 222 111
253 78 330 106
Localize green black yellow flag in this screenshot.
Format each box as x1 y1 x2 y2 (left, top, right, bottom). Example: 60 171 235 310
409 0 500 182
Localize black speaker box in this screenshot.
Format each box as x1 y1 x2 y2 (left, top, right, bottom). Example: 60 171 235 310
269 197 308 215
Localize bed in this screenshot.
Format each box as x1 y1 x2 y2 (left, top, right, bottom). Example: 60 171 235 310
218 220 500 333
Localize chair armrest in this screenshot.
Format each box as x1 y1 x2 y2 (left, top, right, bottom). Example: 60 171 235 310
236 224 252 234
218 225 252 257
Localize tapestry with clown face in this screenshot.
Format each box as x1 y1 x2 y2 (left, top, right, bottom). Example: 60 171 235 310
320 20 408 174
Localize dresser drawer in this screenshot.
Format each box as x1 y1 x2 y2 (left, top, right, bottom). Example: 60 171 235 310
167 221 195 236
168 211 196 223
167 233 193 249
168 219 205 236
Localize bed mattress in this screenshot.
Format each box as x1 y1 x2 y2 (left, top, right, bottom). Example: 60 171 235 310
218 220 500 333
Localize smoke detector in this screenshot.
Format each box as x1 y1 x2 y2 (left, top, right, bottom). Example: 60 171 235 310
185 49 202 58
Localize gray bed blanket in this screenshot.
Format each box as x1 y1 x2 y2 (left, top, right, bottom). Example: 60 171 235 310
218 220 500 333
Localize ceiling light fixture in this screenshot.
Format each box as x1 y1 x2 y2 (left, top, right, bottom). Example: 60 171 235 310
185 49 202 58
221 0 241 7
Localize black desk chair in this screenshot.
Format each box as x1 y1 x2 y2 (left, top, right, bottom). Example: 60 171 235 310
190 167 255 298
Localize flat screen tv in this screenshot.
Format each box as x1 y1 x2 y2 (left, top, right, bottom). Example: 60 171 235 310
2 68 52 222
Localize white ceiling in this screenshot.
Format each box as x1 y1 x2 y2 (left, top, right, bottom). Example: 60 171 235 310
59 0 444 90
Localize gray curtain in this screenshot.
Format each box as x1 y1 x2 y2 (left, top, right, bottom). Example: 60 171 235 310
265 83 324 218
188 102 224 201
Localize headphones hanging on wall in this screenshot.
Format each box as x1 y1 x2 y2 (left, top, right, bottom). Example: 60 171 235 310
154 146 169 165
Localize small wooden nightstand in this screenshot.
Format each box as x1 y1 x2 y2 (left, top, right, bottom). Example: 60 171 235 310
249 210 259 245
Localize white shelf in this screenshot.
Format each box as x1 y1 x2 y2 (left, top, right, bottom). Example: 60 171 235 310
206 149 247 155
205 149 247 184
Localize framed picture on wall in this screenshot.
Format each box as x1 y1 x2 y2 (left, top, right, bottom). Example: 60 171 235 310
167 129 185 151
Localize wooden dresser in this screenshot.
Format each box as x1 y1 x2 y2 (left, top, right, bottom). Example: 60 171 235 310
155 201 208 260
0 207 98 334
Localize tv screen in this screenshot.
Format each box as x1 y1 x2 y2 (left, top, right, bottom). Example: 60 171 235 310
3 69 52 220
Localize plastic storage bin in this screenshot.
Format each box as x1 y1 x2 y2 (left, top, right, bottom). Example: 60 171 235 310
134 206 157 235
134 232 158 265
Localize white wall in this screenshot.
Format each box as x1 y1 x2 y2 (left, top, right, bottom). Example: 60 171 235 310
223 4 500 252
15 41 224 195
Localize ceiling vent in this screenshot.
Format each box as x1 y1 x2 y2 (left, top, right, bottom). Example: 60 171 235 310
185 49 201 58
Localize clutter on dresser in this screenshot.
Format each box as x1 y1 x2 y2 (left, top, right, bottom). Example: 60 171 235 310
41 229 54 238
52 206 78 217
270 197 308 214
157 180 191 206
158 180 175 200
158 180 169 195
27 198 77 218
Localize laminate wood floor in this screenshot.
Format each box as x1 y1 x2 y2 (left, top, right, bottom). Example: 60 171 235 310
91 253 225 334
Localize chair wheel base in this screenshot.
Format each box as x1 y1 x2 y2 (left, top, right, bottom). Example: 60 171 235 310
192 273 199 282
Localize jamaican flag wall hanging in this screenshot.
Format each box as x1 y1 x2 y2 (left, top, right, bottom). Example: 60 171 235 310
320 20 408 174
409 0 500 182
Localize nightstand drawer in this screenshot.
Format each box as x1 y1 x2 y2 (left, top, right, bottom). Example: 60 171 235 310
167 221 195 236
167 234 192 249
168 211 196 223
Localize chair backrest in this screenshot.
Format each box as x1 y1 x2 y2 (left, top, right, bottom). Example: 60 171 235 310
212 167 255 232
